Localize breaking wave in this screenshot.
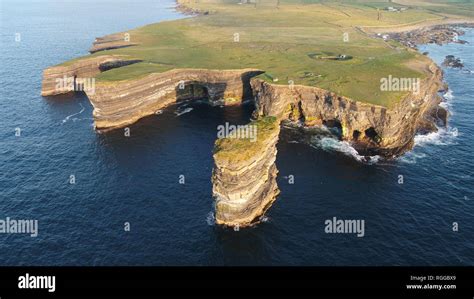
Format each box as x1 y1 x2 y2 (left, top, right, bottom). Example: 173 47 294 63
439 89 454 113
414 127 458 147
400 126 458 164
309 136 381 164
443 89 454 101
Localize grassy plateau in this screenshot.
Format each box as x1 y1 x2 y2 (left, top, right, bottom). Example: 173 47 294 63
62 0 474 107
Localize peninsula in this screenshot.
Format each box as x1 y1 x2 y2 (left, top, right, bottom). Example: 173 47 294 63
41 0 474 227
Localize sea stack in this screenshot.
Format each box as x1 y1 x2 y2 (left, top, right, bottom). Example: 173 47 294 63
212 117 281 227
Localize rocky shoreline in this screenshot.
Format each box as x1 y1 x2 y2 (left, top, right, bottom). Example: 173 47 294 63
379 24 473 49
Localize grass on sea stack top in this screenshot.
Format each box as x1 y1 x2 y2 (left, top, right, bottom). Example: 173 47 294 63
214 116 279 164
64 0 474 107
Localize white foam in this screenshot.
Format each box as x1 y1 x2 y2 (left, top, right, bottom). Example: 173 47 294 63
174 107 194 117
414 127 458 147
206 211 215 226
310 136 380 164
61 103 85 124
443 89 454 101
399 152 427 164
439 101 451 111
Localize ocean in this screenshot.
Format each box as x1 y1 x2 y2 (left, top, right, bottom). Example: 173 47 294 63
0 0 472 265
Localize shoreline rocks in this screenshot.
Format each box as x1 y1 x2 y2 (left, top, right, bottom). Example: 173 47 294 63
378 24 472 49
442 55 464 68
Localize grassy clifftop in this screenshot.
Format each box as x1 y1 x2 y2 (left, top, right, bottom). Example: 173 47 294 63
63 0 473 107
214 116 279 163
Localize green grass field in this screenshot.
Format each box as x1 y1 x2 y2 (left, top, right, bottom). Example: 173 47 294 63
214 116 279 162
62 0 474 107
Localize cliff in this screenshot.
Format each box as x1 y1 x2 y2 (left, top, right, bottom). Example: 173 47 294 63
42 59 262 130
251 61 445 157
41 55 141 97
212 117 280 227
87 68 263 130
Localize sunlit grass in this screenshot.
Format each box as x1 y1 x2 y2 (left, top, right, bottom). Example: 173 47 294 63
61 0 473 107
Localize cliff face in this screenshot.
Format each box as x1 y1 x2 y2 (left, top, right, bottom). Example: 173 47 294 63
41 55 139 97
41 60 262 130
42 55 446 157
212 117 280 227
251 62 445 157
87 68 263 130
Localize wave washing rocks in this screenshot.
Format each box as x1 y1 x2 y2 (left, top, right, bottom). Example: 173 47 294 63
41 29 451 228
250 60 446 157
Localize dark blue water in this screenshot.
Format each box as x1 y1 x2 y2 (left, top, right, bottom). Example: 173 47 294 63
1 0 473 266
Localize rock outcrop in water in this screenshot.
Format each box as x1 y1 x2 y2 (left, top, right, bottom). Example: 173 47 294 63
212 117 280 227
443 55 464 69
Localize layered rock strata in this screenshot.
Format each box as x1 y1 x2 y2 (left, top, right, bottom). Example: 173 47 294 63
42 61 262 130
212 118 281 227
41 55 140 97
251 62 445 157
87 68 263 130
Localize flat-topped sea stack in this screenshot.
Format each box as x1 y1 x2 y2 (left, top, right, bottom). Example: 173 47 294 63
212 117 280 227
41 0 474 227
